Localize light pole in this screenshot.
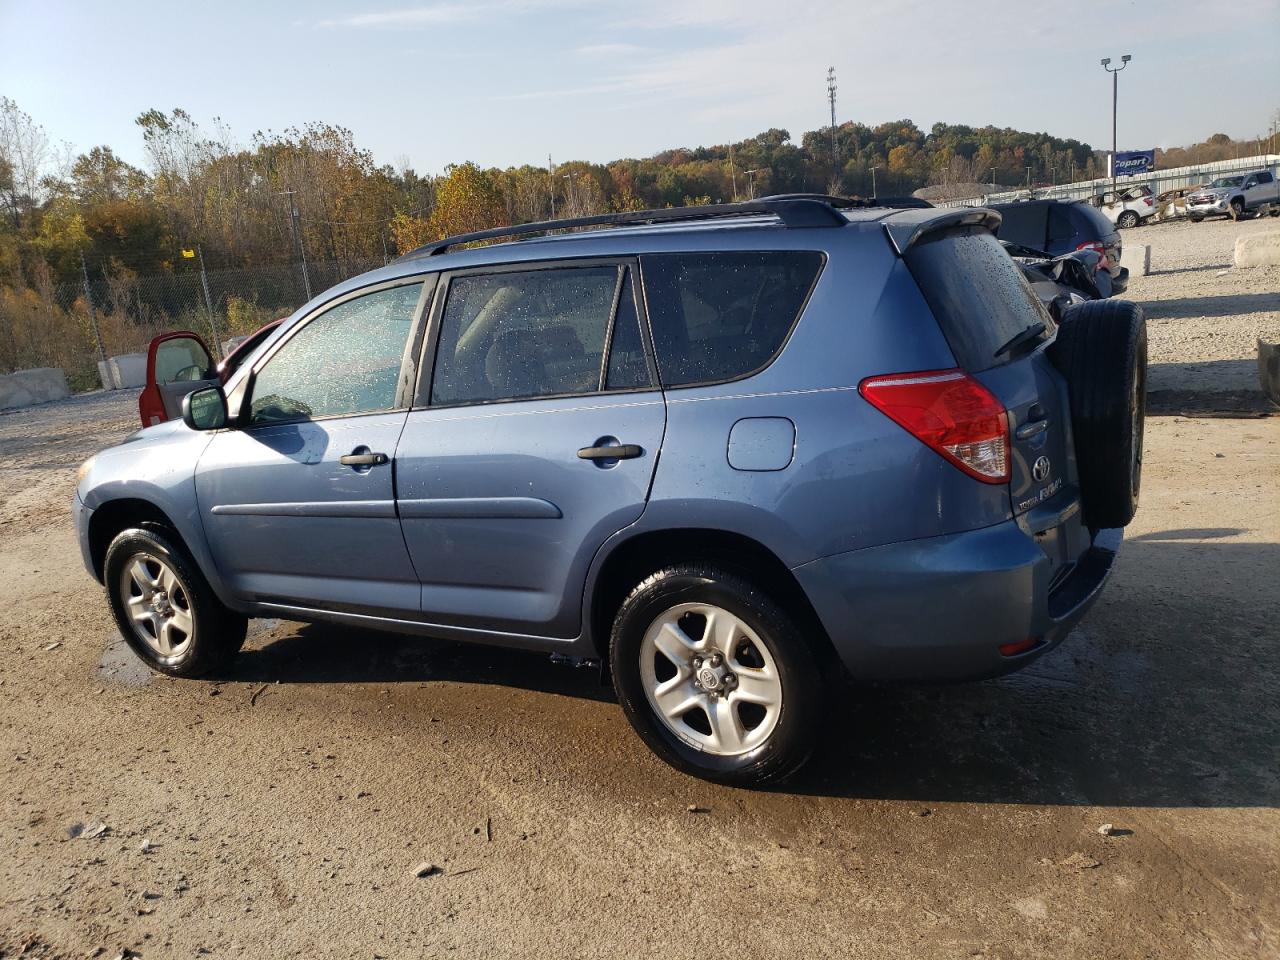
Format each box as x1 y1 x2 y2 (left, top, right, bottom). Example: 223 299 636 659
744 169 759 200
826 67 839 184
870 165 878 197
1101 54 1132 199
1026 166 1032 190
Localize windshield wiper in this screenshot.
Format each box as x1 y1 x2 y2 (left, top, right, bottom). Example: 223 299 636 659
993 321 1046 359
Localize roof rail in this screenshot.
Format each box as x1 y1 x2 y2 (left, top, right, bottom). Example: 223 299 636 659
399 196 847 260
758 193 934 210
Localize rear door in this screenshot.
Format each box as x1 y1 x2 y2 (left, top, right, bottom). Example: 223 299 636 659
903 227 1078 530
396 260 665 638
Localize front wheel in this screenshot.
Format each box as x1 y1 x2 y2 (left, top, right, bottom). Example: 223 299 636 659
1229 198 1245 220
609 564 824 786
1117 210 1139 229
104 526 247 678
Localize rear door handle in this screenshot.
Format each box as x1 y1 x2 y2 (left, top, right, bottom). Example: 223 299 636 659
340 452 389 466
577 444 643 461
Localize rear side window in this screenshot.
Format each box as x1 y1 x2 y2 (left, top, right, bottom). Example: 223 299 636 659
904 227 1051 373
1048 205 1076 242
640 251 823 387
993 203 1047 248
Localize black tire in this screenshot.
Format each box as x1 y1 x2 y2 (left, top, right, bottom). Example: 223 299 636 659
1117 210 1139 229
1229 198 1245 220
1049 299 1147 528
609 564 824 786
104 526 248 678
1189 216 1203 223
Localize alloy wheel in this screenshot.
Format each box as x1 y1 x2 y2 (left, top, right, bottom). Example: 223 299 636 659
638 602 782 757
118 552 195 658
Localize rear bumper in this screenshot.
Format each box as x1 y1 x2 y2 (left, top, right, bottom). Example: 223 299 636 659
792 521 1121 682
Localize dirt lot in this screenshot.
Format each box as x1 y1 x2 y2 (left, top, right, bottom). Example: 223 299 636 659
1 220 1277 959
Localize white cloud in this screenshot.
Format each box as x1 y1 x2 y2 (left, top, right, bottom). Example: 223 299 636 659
316 4 478 28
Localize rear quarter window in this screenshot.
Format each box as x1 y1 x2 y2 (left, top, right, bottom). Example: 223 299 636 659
640 251 824 387
992 203 1047 248
904 227 1052 373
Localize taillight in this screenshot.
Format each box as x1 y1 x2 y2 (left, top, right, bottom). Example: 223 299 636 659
859 369 1010 483
1143 197 1154 206
1076 240 1105 255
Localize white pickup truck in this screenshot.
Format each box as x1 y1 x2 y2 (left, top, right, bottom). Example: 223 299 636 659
1187 170 1280 221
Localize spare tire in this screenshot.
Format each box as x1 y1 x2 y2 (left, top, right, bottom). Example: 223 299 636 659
1049 299 1146 528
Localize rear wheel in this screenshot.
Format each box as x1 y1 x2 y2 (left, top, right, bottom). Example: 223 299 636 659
1050 299 1146 528
1189 215 1203 223
104 527 247 678
610 564 823 785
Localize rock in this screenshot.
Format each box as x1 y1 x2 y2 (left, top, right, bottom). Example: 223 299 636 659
44 642 62 651
1098 823 1116 836
76 822 109 840
413 862 441 878
1234 232 1280 268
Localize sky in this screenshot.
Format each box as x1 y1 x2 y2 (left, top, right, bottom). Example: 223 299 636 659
2 0 1278 177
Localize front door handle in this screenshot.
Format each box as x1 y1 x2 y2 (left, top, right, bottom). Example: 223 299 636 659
340 452 389 467
577 444 643 461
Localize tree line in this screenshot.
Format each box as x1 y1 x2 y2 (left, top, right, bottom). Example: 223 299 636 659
1 97 1112 291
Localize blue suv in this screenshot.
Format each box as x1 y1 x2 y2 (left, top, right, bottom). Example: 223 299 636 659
74 197 1146 784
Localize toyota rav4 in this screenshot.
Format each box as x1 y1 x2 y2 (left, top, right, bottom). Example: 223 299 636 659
74 197 1146 784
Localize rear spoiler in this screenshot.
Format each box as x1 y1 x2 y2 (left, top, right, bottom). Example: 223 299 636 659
882 207 1003 255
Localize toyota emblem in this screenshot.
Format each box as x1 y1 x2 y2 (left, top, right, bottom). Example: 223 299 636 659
1032 456 1052 483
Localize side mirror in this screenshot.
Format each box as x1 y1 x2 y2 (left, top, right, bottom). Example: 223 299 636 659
182 386 228 431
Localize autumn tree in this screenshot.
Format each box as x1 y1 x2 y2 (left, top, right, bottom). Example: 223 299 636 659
427 163 506 240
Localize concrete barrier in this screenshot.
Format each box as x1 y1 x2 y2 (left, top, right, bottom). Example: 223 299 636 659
97 353 146 390
1234 232 1280 268
1134 244 1152 276
1260 340 1280 408
0 367 71 410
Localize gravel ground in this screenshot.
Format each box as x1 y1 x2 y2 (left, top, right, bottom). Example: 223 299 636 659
0 231 1277 959
1123 215 1280 398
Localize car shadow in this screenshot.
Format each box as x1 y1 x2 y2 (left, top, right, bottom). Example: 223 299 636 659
1145 262 1231 277
213 533 1278 809
219 620 615 703
1141 292 1279 320
790 533 1279 808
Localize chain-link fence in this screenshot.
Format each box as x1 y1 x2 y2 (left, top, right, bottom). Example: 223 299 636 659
1 256 384 391
936 153 1280 208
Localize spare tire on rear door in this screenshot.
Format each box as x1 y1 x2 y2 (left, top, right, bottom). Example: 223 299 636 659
1049 299 1146 528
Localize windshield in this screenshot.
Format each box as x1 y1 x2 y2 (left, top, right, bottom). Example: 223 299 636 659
1210 177 1243 188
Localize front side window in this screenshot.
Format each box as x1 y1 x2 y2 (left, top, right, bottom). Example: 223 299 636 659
640 251 823 387
431 266 625 405
248 283 422 424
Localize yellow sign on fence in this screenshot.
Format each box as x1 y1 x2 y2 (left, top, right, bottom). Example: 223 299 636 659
181 248 196 259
